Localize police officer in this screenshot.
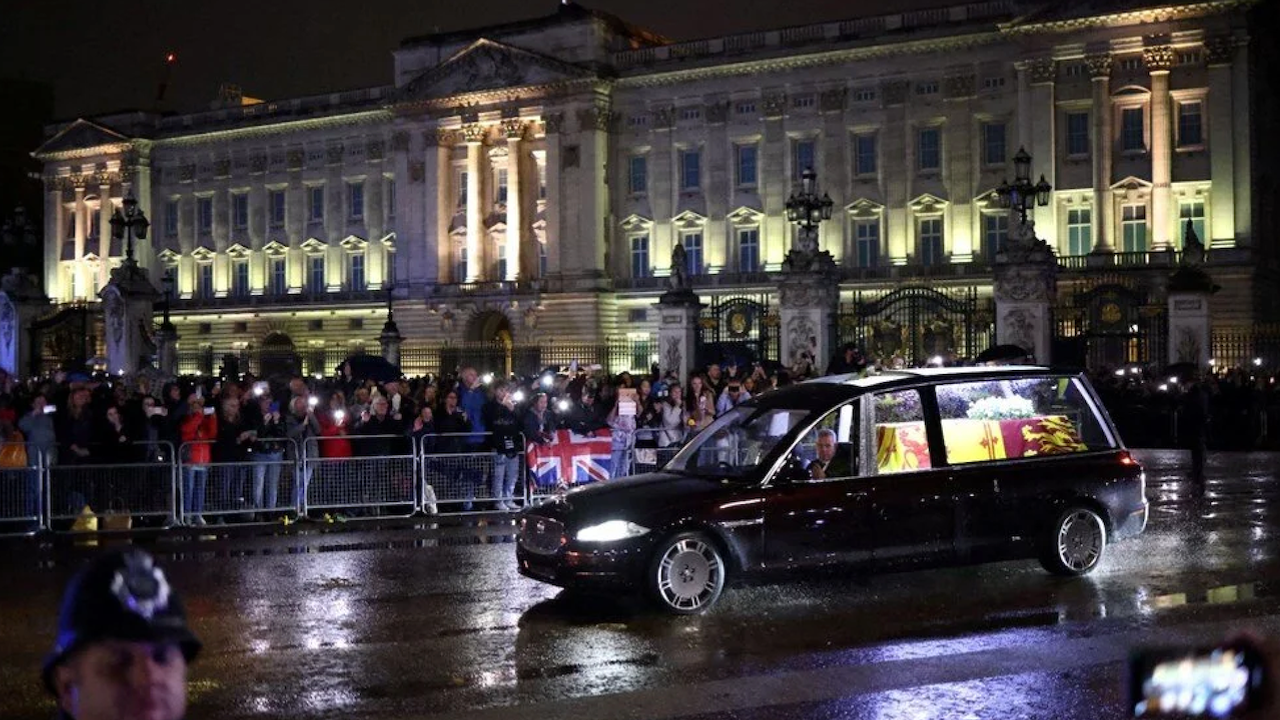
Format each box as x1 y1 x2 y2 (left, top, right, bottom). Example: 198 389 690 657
43 549 201 720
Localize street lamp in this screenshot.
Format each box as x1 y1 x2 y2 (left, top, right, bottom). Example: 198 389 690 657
995 147 1052 226
160 269 175 331
785 168 834 232
109 195 150 263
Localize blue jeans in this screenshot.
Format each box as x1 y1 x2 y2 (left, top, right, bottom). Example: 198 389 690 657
252 451 284 510
183 466 207 515
610 448 632 480
490 454 521 504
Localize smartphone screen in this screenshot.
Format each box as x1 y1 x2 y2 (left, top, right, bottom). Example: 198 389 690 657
1130 644 1266 717
43 405 57 414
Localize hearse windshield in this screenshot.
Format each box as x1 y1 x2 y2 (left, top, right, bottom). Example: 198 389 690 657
667 405 810 479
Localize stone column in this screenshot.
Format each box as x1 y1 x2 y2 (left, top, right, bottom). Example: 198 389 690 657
1146 44 1174 251
943 75 975 261
761 92 788 267
1205 36 1236 247
73 185 88 299
97 183 112 288
463 125 486 282
0 269 49 378
1028 59 1058 247
503 120 526 282
1087 54 1114 254
779 268 839 377
881 81 910 264
99 258 160 376
543 114 564 278
993 220 1058 365
654 288 703 384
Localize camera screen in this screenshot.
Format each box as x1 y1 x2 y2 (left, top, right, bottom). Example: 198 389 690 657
1133 647 1260 717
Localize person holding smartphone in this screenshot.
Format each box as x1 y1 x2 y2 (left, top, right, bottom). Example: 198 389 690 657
178 395 217 525
19 393 57 468
250 395 286 516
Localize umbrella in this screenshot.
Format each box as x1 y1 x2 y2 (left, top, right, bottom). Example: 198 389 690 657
975 344 1033 364
339 354 401 383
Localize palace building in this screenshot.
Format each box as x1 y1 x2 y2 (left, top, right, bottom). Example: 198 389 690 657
30 0 1278 376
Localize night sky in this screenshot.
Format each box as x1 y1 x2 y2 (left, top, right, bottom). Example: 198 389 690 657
2 0 954 122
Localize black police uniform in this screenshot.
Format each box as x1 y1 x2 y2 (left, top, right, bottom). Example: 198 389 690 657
43 549 201 696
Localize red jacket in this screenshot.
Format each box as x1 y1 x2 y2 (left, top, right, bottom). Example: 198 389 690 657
179 412 218 465
316 416 352 458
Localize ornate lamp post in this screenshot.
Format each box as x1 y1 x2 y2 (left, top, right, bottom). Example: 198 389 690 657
784 168 834 260
159 269 175 332
994 148 1052 227
108 195 150 264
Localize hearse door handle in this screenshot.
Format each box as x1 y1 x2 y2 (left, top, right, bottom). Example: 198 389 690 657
993 478 1000 494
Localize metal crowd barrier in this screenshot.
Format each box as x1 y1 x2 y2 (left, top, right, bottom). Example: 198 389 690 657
178 439 300 525
630 427 687 476
304 434 417 518
46 441 178 531
418 432 526 513
0 442 42 535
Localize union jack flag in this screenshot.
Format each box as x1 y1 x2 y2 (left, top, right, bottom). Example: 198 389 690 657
526 429 613 488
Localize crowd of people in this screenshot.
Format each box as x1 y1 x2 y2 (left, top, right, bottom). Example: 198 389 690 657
0 343 1276 528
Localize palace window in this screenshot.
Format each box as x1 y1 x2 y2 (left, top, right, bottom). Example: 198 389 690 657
232 193 248 230
270 257 287 295
853 88 877 103
269 190 286 227
494 242 507 280
854 134 877 176
1121 108 1145 152
982 213 1008 258
309 255 326 292
854 219 880 268
454 246 468 283
918 128 941 171
348 182 364 220
736 144 758 187
308 186 325 222
197 263 214 299
1179 200 1206 247
1067 207 1092 255
737 228 760 273
385 178 396 218
1066 112 1090 156
630 235 650 278
982 123 1006 166
680 150 701 190
628 155 647 194
792 139 816 181
165 200 179 237
350 253 366 291
232 259 250 297
919 218 943 265
495 169 508 205
1121 204 1147 252
1177 102 1203 147
682 233 704 275
197 197 213 234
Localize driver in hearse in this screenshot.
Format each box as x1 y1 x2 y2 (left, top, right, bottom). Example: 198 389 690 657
808 429 852 480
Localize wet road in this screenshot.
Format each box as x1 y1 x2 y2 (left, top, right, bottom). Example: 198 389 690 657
2 449 1279 719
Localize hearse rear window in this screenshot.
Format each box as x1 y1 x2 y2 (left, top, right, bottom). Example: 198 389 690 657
935 376 1114 465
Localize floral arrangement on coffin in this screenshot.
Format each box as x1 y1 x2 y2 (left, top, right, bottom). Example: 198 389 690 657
966 395 1036 420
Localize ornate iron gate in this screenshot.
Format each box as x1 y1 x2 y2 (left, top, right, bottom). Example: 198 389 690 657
1053 282 1165 369
29 303 99 374
697 294 778 369
840 286 992 366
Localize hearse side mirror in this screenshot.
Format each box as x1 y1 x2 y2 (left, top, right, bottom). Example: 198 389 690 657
773 455 809 485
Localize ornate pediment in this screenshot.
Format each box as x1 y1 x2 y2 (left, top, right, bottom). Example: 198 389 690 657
262 241 289 258
908 193 949 214
973 188 1004 210
619 213 653 233
1111 175 1153 191
845 198 884 218
191 246 215 262
227 243 251 259
339 235 369 252
399 39 593 101
300 238 328 255
672 210 707 230
156 248 181 265
726 206 764 225
379 232 396 250
34 119 130 157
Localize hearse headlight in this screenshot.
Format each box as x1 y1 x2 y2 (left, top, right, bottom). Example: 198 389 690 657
575 520 650 543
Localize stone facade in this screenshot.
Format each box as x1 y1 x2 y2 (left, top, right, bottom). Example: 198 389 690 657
30 0 1271 373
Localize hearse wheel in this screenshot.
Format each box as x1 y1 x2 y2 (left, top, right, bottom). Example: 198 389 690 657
1039 505 1108 576
648 531 726 614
